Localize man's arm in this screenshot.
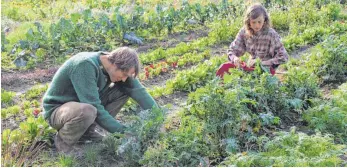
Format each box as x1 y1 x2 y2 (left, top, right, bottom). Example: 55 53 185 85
121 77 158 110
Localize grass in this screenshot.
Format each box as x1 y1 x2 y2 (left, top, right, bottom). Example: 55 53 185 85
57 154 77 167
83 144 102 166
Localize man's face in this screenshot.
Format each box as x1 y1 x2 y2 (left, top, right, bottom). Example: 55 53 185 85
108 65 135 83
250 15 265 33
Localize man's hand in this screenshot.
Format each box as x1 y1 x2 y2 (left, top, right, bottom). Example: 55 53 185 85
261 60 273 66
124 132 136 138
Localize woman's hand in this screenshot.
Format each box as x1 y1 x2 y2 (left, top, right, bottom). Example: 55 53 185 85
232 56 241 67
247 59 256 67
261 60 273 66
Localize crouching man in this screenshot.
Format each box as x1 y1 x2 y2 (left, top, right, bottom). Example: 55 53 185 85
43 47 157 154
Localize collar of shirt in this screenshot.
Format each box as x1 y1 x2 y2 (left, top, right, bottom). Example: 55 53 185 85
254 28 269 37
98 52 111 84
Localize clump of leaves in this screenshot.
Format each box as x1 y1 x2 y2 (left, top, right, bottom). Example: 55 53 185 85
141 114 212 167
304 82 347 143
220 128 346 167
304 34 347 85
1 105 21 119
282 66 321 110
1 89 16 106
21 84 48 101
57 154 77 167
1 129 48 167
102 107 166 166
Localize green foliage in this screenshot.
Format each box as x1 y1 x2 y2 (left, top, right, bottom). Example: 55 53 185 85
1 31 8 52
102 107 166 166
19 116 56 142
270 9 291 31
321 2 342 21
57 154 77 167
1 128 49 167
21 84 48 101
141 114 212 167
4 7 22 21
304 34 347 85
283 26 327 52
220 129 346 167
282 66 321 109
83 144 102 166
304 83 347 143
1 105 21 119
207 18 241 44
1 89 16 106
4 1 245 69
140 143 177 166
165 56 225 93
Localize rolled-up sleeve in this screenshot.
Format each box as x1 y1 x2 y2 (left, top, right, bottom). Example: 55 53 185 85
228 28 247 61
269 32 288 65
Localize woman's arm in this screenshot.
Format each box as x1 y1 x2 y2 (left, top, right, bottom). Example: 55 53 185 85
266 31 289 66
228 28 247 62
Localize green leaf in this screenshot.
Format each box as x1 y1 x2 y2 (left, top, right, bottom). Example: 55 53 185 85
70 13 81 24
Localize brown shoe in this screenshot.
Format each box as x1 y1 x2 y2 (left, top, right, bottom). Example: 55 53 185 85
81 129 105 142
54 133 73 154
55 133 84 157
80 123 105 142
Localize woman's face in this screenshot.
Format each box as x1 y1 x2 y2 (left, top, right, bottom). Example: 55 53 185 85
250 14 265 33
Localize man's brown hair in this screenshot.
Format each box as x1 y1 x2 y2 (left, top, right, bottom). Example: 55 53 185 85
107 47 140 77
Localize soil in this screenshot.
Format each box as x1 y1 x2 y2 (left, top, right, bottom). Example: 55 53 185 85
290 45 313 59
141 71 175 88
136 28 209 54
1 112 27 132
1 67 59 93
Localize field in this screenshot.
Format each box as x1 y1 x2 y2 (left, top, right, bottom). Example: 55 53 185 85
1 0 347 166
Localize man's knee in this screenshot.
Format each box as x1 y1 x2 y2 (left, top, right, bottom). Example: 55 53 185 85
79 103 97 123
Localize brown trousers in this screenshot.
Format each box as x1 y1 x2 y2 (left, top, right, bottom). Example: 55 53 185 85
49 85 129 146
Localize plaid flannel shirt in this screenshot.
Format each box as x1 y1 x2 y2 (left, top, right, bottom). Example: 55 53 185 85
228 27 288 66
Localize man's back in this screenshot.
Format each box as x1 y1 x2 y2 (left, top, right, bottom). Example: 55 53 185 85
43 52 107 121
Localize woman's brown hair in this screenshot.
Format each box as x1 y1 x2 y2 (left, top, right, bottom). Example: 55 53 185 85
244 3 271 38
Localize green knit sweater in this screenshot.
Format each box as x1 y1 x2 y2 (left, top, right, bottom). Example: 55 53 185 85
43 52 157 133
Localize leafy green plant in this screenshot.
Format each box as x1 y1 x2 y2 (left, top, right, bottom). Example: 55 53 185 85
282 66 321 109
83 144 101 166
141 114 212 167
304 82 347 143
270 9 291 31
1 89 16 106
57 154 77 167
165 56 225 92
220 129 346 167
1 105 21 119
103 107 166 166
304 34 347 85
1 129 48 167
21 84 48 101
